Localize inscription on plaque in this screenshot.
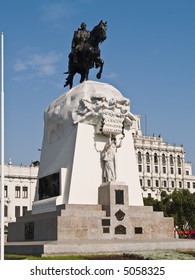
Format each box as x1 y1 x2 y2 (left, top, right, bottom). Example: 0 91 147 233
135 227 143 234
115 190 124 204
115 225 126 234
39 172 60 200
102 219 110 226
115 209 125 221
103 227 110 233
102 115 124 136
25 222 34 241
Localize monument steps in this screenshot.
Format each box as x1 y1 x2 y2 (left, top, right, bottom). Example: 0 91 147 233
65 204 103 210
7 238 195 257
129 205 153 212
126 208 164 218
61 204 107 217
61 210 107 218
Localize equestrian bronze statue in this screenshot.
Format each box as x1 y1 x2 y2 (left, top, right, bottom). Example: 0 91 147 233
64 20 107 88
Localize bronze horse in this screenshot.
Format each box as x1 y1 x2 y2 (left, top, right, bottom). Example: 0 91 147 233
64 21 107 89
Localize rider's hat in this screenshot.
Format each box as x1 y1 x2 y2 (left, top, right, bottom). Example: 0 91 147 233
80 22 86 29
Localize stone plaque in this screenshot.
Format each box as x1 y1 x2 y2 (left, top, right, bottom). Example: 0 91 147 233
103 227 110 233
115 225 126 234
39 172 60 200
135 227 143 234
101 115 124 136
115 190 124 204
115 209 125 221
25 222 34 241
102 219 110 226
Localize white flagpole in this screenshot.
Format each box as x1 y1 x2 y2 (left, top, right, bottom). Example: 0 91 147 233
1 32 5 260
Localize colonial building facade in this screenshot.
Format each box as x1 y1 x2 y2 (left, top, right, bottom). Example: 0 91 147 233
132 114 195 199
0 160 38 233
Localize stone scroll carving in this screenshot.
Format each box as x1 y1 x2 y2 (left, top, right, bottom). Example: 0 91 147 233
72 96 134 136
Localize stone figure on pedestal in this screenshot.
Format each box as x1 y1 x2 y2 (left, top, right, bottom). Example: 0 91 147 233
101 135 124 182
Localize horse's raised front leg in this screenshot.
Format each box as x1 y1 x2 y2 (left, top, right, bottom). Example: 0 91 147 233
96 58 104 79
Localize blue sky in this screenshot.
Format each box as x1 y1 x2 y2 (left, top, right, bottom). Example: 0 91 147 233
0 0 195 171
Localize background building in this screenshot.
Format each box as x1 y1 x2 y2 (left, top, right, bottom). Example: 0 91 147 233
0 160 38 235
132 114 195 199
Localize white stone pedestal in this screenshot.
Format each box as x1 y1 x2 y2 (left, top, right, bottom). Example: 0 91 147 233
32 81 143 214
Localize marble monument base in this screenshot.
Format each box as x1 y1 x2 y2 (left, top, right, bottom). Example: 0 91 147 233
7 182 174 255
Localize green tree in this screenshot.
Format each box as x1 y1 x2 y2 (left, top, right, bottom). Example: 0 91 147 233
144 189 195 228
170 189 195 228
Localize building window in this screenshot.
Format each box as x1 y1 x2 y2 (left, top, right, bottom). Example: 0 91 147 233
193 182 195 189
170 154 174 165
163 180 167 188
187 182 190 189
147 180 151 187
155 180 159 187
163 166 166 174
140 179 142 186
4 205 8 217
171 181 174 188
138 151 142 163
148 193 151 198
186 171 189 175
146 152 150 163
179 181 182 188
178 168 181 175
23 206 28 216
4 185 8 198
170 167 174 174
15 186 21 198
138 165 142 172
162 154 166 165
155 166 158 173
22 187 28 198
177 155 181 166
147 165 150 173
15 206 20 217
154 153 158 164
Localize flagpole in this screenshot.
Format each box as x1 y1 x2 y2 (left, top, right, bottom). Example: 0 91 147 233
1 32 5 261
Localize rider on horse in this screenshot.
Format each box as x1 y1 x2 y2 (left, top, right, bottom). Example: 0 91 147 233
68 22 90 69
64 20 107 88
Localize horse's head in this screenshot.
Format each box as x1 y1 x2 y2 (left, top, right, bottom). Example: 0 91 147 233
90 20 107 44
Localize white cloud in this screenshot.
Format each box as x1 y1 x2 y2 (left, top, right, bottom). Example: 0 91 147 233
105 72 118 80
14 51 63 78
14 60 28 71
41 3 76 22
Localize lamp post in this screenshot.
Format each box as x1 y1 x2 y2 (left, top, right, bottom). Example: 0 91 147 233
1 32 5 260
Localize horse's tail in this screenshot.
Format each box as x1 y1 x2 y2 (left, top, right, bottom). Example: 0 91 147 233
63 72 73 88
